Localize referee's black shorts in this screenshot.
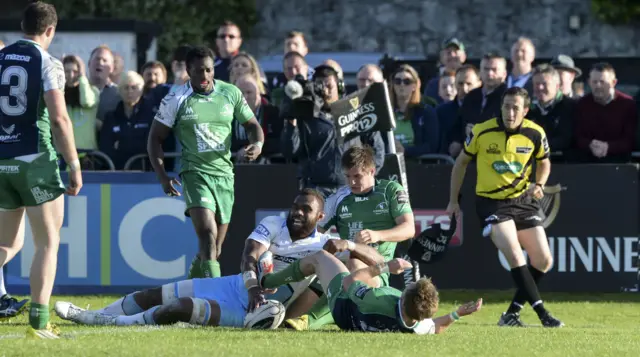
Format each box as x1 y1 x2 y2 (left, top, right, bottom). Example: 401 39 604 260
476 194 544 234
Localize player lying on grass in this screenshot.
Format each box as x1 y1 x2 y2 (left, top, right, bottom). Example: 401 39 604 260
259 250 482 334
55 189 384 328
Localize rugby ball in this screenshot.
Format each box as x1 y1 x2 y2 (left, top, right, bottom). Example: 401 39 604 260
244 300 286 329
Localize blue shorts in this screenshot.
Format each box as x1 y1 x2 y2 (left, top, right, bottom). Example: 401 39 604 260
191 274 248 327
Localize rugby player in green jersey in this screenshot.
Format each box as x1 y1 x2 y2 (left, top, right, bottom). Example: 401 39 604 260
284 146 416 330
0 2 83 338
148 46 264 279
260 248 482 334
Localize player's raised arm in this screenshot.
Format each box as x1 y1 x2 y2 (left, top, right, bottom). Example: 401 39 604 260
43 61 82 195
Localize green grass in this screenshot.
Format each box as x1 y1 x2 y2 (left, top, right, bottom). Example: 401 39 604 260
1 290 639 357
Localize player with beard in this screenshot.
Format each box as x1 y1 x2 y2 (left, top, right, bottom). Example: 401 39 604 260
54 189 384 328
147 46 265 280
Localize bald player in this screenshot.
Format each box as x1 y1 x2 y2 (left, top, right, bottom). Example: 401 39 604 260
357 64 384 90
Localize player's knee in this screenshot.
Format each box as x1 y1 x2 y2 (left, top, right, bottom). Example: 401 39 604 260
188 298 214 326
503 248 527 268
346 258 365 272
532 254 553 272
161 280 195 305
194 224 216 241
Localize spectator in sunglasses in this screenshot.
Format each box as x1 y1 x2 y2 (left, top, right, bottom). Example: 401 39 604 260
387 64 440 157
214 20 243 82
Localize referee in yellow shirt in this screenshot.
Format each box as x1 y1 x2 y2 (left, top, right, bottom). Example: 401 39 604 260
447 87 563 328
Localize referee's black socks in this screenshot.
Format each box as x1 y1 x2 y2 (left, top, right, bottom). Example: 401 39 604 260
509 265 548 318
507 266 546 314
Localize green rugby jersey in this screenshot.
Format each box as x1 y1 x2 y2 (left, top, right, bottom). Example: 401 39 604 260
154 80 254 176
333 281 435 334
320 179 412 260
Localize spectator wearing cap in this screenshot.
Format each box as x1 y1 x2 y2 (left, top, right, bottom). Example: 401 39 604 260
424 38 466 104
507 37 535 96
437 64 481 155
356 64 384 90
550 54 582 99
574 63 637 163
527 64 575 158
214 21 243 82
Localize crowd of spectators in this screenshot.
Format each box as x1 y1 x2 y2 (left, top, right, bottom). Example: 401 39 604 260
3 21 638 185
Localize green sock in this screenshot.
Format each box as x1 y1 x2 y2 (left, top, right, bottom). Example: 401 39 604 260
262 260 306 289
187 256 202 279
307 295 334 329
29 303 49 329
201 260 221 278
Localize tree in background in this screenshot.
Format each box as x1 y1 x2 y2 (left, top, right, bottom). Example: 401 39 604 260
592 0 640 24
49 0 258 71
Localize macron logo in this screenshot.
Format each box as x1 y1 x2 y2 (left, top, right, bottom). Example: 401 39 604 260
341 206 348 213
185 107 194 115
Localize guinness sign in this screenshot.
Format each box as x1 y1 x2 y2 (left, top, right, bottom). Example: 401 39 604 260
330 82 396 144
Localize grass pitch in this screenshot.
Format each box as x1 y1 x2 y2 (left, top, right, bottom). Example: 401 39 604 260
1 290 639 357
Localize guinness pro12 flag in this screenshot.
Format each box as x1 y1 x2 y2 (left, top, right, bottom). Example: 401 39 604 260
330 82 396 144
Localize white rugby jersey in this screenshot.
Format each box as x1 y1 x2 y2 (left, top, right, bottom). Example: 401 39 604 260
248 215 338 305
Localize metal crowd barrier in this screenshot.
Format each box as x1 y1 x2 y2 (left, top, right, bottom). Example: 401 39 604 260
123 152 182 171
416 154 456 165
59 150 116 171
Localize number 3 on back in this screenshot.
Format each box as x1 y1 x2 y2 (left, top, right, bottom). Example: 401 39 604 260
0 65 28 116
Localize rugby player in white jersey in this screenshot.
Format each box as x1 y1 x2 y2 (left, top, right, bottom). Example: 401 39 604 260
54 189 384 328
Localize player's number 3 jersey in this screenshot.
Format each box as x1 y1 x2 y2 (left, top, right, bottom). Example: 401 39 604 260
154 80 254 176
0 40 65 160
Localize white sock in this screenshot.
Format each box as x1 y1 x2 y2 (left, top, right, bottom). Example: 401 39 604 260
98 297 126 315
115 306 159 326
0 268 7 296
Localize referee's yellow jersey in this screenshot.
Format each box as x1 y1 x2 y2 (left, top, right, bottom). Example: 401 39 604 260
463 117 550 200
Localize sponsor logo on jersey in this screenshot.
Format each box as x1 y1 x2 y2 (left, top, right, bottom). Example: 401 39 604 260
354 285 370 299
486 143 501 154
355 196 368 202
194 123 226 152
181 106 198 120
395 190 409 204
4 54 31 62
516 146 533 154
348 221 363 240
339 205 352 219
0 165 19 174
374 201 389 215
254 224 271 239
492 161 523 174
31 187 54 205
465 132 474 146
0 125 21 143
